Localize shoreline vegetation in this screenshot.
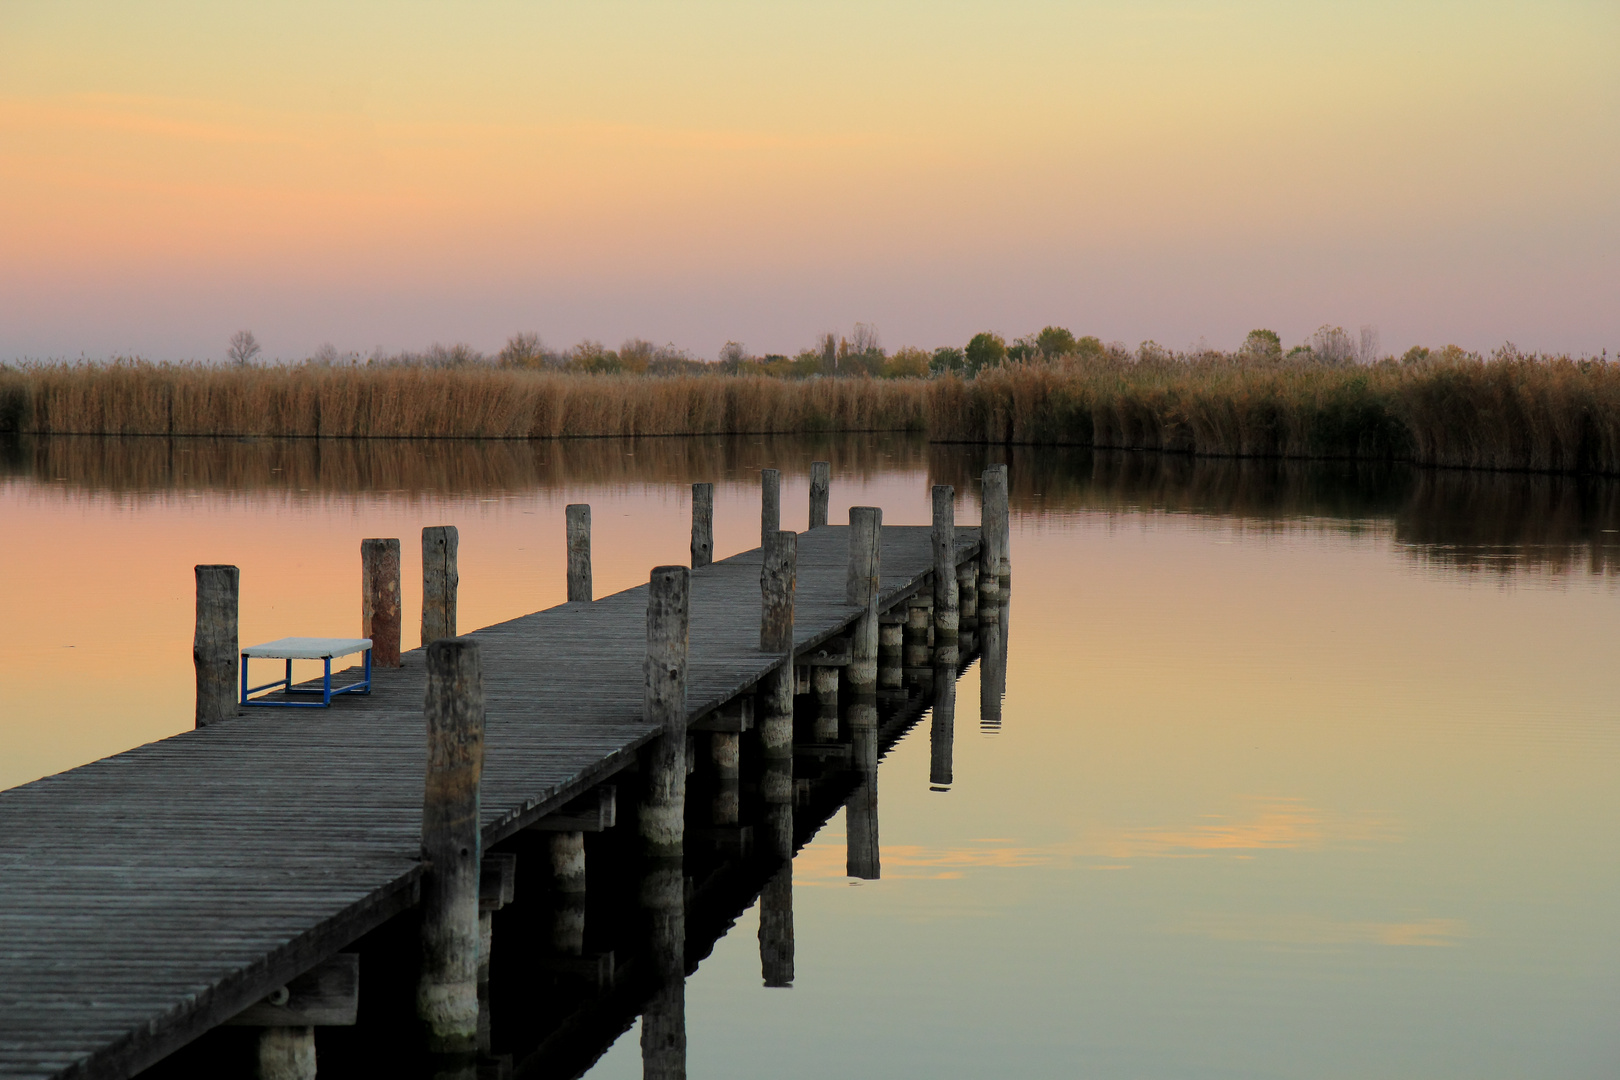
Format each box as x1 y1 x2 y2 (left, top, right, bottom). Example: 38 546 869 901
4 326 1619 474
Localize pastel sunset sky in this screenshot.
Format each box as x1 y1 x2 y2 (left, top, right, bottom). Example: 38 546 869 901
1 1 1615 361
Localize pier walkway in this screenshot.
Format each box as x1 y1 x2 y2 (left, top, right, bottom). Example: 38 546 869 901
0 524 978 1080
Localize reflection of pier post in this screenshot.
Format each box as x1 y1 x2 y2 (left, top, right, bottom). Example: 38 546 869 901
979 618 1004 733
930 661 956 791
758 865 794 988
639 860 685 1080
845 698 880 880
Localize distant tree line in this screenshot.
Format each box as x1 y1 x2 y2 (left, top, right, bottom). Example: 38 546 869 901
219 321 1477 377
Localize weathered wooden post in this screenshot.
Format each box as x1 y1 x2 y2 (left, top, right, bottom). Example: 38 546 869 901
565 504 592 602
711 731 740 825
194 564 239 728
808 461 830 529
550 832 587 956
989 462 1011 587
640 567 689 1080
930 658 956 791
846 507 882 696
761 468 781 549
957 559 979 629
421 525 459 645
691 483 714 569
879 619 904 690
977 473 1002 625
418 637 485 1054
759 866 794 988
361 539 402 668
759 530 796 755
812 666 840 741
932 486 959 663
757 531 798 985
640 566 690 859
903 599 931 677
254 1027 315 1080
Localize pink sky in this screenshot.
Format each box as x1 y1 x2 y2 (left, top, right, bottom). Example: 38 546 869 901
2 1 1616 361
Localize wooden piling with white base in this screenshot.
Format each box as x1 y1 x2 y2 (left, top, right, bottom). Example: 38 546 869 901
640 566 690 860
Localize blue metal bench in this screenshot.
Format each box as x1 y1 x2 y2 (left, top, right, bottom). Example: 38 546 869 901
240 637 372 708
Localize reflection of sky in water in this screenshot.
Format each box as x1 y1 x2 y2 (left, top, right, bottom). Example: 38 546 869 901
3 436 1618 1077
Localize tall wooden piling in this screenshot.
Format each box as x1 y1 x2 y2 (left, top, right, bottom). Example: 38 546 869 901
421 525 459 646
988 462 1011 585
977 469 1003 623
760 530 797 763
640 566 690 859
418 637 485 1053
194 564 238 728
641 566 689 1080
691 483 714 569
957 559 978 626
931 486 959 658
711 732 740 825
360 539 402 668
808 461 830 529
759 529 798 983
812 666 839 741
760 529 797 879
565 504 592 602
761 469 781 550
846 507 882 695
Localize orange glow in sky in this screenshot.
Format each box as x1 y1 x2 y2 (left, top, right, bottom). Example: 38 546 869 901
2 1 1616 359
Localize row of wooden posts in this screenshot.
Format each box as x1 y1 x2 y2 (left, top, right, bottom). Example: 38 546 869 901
187 462 1010 1076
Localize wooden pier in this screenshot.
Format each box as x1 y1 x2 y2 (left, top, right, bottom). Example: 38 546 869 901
0 472 1010 1080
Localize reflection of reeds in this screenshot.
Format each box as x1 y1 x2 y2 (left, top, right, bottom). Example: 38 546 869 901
8 355 1620 475
1 432 930 498
928 445 1620 575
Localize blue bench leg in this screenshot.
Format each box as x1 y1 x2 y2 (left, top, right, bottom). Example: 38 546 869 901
323 659 332 707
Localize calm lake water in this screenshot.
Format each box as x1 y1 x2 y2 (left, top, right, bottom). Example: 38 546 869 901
4 434 1618 1078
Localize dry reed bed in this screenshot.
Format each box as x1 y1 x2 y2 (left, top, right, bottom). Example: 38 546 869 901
0 365 927 439
6 355 1620 473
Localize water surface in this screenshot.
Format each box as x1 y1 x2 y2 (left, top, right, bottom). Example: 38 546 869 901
4 435 1617 1077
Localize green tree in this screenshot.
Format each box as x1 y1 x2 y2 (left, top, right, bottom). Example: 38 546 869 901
1242 329 1282 361
930 347 965 375
1036 326 1076 356
964 332 1007 375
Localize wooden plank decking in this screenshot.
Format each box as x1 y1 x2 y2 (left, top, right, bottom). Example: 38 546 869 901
0 524 978 1080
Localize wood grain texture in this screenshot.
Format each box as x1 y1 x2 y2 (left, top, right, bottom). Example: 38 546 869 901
0 524 977 1080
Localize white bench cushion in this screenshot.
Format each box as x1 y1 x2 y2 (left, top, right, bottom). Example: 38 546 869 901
241 637 373 660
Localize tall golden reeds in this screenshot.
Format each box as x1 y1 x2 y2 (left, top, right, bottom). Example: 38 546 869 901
5 351 1619 473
